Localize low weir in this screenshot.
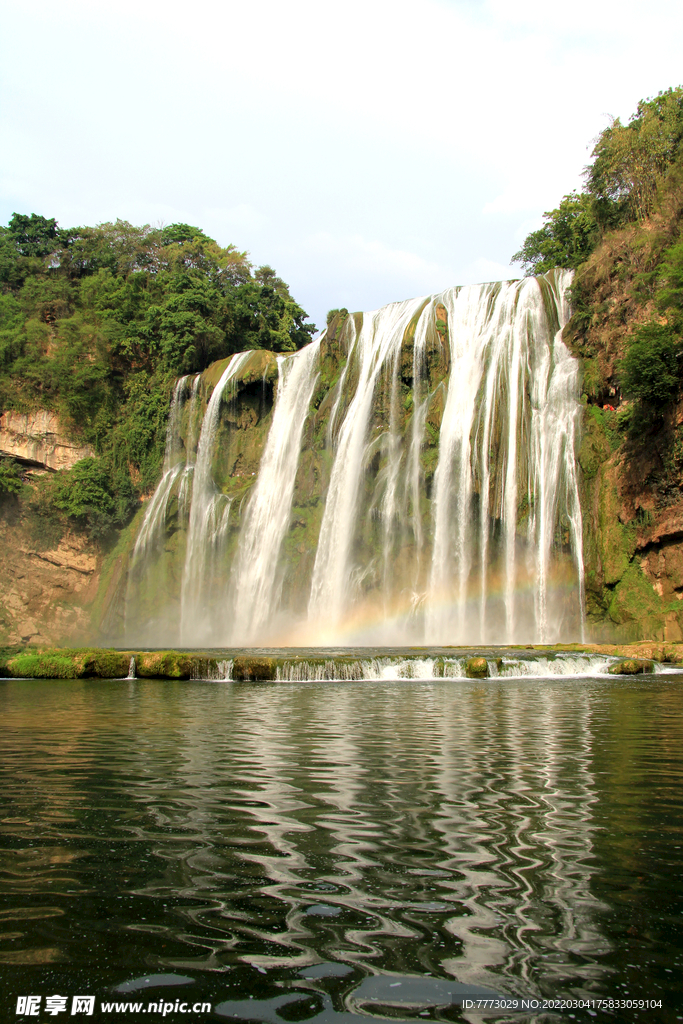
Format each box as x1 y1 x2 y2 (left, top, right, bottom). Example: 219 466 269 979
122 270 584 647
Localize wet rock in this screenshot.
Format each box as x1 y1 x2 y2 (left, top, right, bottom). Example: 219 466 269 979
465 656 489 678
232 656 276 680
607 658 654 675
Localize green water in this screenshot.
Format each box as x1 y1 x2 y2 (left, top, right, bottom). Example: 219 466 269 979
1 675 682 1022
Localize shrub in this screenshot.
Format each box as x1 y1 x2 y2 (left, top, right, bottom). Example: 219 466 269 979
620 321 683 405
0 458 22 496
51 457 117 537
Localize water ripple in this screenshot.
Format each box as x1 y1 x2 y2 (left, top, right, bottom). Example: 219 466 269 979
1 675 682 1016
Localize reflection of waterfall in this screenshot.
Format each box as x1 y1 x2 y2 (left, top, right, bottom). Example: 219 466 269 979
114 676 612 992
124 269 583 646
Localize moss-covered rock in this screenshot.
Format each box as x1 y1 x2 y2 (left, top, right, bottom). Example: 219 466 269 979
465 656 489 678
607 658 654 675
607 563 663 634
232 656 276 680
598 468 636 586
135 651 199 679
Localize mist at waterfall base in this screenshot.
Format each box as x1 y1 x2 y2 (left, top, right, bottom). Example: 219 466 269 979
121 271 584 648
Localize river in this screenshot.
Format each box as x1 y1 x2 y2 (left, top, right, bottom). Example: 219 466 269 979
1 672 682 1022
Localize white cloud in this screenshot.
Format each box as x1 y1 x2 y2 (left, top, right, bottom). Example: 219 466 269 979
303 233 452 292
459 256 520 285
2 0 683 321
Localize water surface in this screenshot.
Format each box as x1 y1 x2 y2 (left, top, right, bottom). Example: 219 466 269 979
1 675 682 1022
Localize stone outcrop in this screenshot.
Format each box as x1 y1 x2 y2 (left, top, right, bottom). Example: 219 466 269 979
0 504 100 645
0 410 94 471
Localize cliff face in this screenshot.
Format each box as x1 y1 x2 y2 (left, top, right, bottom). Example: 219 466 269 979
0 408 102 645
0 501 101 644
569 194 683 640
0 410 94 470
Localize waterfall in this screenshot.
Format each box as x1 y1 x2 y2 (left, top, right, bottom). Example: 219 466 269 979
133 375 190 558
230 339 321 643
308 296 427 627
180 351 252 645
124 269 584 647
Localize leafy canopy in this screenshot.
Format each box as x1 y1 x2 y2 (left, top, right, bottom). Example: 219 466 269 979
512 87 683 276
0 214 316 538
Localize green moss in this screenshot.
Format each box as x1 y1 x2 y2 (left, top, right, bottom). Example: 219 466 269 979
465 656 489 678
607 657 654 674
136 651 198 678
232 656 276 680
8 654 77 678
597 472 635 585
578 407 614 479
608 563 662 627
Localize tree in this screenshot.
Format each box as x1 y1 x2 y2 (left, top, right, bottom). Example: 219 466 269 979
0 458 22 495
6 213 58 257
512 88 683 275
512 192 597 276
587 87 683 225
620 321 682 405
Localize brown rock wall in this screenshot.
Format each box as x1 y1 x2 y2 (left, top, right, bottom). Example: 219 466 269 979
0 410 94 471
0 504 100 644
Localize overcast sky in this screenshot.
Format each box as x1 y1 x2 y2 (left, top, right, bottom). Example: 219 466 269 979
2 0 682 330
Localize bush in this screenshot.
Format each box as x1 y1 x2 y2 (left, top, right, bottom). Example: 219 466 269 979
51 458 117 537
620 321 683 405
0 458 22 495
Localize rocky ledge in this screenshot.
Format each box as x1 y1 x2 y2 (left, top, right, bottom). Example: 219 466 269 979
1 643 682 681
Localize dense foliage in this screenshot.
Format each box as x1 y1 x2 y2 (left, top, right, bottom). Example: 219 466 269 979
0 214 315 535
512 88 683 275
0 458 22 495
513 87 683 423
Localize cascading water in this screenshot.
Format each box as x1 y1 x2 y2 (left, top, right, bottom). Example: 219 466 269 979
132 374 193 558
122 269 584 647
229 339 321 643
180 351 252 644
308 296 427 627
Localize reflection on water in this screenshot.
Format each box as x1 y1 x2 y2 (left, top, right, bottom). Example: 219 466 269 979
1 676 682 1022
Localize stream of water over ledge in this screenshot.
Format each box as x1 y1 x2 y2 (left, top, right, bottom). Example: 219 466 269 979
2 671 682 1022
121 271 585 649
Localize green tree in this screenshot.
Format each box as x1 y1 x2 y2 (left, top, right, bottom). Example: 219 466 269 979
587 87 683 225
51 457 117 537
512 88 683 275
620 321 682 405
0 210 316 538
512 192 597 276
0 458 22 495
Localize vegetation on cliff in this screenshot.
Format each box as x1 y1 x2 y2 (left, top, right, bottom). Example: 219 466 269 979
0 217 315 537
514 88 683 417
513 86 683 639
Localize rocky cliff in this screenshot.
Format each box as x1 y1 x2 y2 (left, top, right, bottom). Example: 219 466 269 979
0 410 94 471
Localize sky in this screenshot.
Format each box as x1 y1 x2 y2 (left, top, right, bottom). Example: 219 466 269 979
2 0 683 331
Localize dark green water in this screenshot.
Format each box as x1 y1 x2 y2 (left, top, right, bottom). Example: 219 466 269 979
1 675 683 1023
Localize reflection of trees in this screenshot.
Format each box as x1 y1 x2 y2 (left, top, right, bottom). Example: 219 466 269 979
589 682 683 965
